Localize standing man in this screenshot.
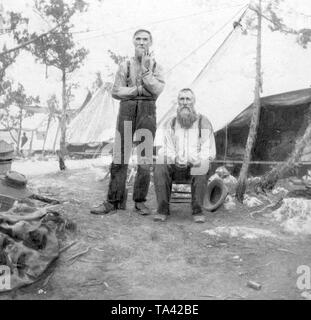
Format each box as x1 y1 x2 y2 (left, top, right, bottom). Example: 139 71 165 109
154 88 216 223
21 132 28 157
91 29 165 215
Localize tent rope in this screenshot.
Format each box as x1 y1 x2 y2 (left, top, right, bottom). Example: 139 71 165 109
211 160 311 165
75 3 248 38
156 5 249 126
191 5 249 85
165 4 249 76
187 5 249 165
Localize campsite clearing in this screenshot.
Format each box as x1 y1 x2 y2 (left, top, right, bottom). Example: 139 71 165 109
1 158 311 300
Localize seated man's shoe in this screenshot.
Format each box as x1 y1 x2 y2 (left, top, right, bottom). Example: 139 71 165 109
135 202 151 215
193 214 206 223
153 213 168 222
90 201 116 215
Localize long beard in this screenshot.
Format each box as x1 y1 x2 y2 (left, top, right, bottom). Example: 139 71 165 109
135 47 145 59
177 110 197 129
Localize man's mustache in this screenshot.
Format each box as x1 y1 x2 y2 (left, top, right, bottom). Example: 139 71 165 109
179 106 193 112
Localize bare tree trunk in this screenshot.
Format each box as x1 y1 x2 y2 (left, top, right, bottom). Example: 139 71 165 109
16 107 23 155
53 118 61 153
258 105 311 191
59 69 67 170
8 129 17 145
29 130 34 155
236 0 262 202
42 115 51 155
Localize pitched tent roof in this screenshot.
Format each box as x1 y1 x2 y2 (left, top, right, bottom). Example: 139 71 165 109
67 84 118 145
213 88 311 175
155 8 311 146
70 90 92 118
226 88 311 129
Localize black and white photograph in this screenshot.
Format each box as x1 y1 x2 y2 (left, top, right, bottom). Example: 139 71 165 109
1 0 311 305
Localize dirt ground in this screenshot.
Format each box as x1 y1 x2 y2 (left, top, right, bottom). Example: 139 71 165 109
1 165 311 300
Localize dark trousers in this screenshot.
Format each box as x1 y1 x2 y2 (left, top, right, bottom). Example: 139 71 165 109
154 164 208 215
107 99 156 204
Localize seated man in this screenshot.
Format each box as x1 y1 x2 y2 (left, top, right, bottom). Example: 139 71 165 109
153 88 216 223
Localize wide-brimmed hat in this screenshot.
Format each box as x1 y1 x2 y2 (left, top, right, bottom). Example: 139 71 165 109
0 171 33 200
203 178 228 212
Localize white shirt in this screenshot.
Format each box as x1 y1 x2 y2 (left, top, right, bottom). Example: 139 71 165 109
159 113 216 174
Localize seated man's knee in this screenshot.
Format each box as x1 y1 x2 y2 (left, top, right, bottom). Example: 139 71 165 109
192 174 207 183
110 163 127 173
138 164 152 172
154 164 169 178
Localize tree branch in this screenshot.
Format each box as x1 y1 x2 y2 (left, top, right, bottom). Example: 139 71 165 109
248 6 298 35
0 21 65 58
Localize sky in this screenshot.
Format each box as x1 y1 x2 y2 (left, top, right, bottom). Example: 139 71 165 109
1 0 311 109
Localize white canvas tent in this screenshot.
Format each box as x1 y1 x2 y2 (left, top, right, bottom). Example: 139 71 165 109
19 114 60 153
67 84 118 146
1 86 114 155
0 111 60 153
155 7 311 146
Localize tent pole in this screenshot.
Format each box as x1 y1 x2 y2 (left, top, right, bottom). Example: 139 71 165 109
53 121 61 153
236 0 262 202
29 130 34 155
224 125 228 161
42 116 51 155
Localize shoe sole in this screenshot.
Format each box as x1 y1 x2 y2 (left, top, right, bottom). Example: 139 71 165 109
134 208 151 216
153 216 168 222
90 208 116 215
90 211 109 215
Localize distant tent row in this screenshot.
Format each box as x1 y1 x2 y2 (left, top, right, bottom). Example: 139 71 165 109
0 85 117 157
0 112 61 154
0 89 95 155
21 113 61 153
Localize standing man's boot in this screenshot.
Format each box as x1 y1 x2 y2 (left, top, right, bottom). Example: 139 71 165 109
90 201 116 215
135 202 151 215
